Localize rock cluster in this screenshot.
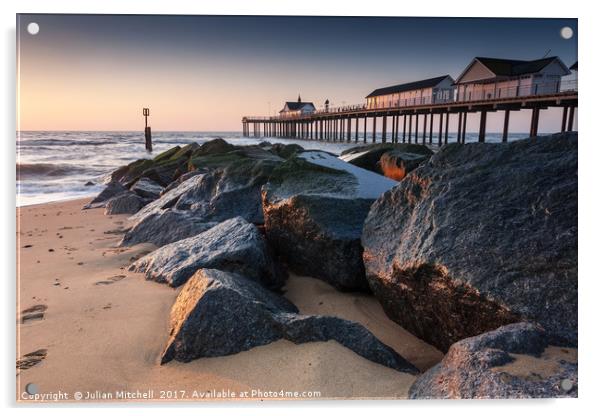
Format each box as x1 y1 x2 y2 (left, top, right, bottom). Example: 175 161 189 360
120 144 285 246
86 134 578 398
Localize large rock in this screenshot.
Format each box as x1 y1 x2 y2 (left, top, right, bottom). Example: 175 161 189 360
161 268 418 374
378 150 430 181
266 143 304 159
120 210 217 248
130 177 164 200
121 146 284 247
129 217 286 290
108 144 199 188
104 192 145 215
161 170 203 195
409 323 577 399
262 151 396 291
189 138 236 159
362 134 578 351
340 143 433 175
83 181 127 209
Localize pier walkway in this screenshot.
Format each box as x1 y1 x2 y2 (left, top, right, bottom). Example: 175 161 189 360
242 86 577 145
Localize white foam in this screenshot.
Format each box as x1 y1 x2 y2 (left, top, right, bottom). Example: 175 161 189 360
299 151 397 199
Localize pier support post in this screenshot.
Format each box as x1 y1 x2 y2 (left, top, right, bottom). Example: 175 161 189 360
333 119 337 141
363 117 367 143
408 113 412 142
422 113 427 144
429 113 434 145
402 115 407 143
567 106 575 131
444 112 449 145
478 110 487 142
347 117 352 142
457 112 463 143
462 112 468 144
372 116 377 143
438 113 443 147
529 108 540 137
355 117 359 142
382 116 387 143
415 114 419 143
502 110 510 142
394 115 400 143
561 107 568 133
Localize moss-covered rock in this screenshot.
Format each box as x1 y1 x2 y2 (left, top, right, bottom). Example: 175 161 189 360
153 146 182 163
267 143 304 159
190 138 236 159
122 145 287 248
169 142 201 161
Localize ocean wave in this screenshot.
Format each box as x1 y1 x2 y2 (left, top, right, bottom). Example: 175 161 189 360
17 139 118 147
16 163 94 179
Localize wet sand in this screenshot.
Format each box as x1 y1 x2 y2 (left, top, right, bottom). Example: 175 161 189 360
16 198 443 402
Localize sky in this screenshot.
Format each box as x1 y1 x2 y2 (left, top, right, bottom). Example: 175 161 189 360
17 14 577 132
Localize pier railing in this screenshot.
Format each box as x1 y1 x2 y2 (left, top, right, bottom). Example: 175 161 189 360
242 79 576 144
244 80 577 122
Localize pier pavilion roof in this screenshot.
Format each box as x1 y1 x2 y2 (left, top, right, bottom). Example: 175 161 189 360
281 101 315 111
365 75 453 98
456 57 571 84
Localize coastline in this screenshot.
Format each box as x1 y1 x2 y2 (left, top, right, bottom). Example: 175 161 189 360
16 197 442 402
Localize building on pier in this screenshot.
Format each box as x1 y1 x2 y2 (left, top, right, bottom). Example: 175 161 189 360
562 61 578 92
279 95 316 117
454 56 571 101
365 75 455 109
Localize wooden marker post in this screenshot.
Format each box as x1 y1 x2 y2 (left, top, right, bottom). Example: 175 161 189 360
143 107 152 152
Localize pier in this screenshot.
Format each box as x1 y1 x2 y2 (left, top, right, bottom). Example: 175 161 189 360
242 87 577 145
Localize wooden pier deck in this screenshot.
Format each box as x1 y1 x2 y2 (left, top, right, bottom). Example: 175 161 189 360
242 90 578 145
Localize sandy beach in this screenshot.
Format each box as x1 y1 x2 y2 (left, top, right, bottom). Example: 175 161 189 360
16 197 443 402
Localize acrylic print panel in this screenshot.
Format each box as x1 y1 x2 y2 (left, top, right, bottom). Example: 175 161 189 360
16 14 578 402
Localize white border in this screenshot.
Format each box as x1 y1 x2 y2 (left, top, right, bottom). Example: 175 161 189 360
2 1 598 415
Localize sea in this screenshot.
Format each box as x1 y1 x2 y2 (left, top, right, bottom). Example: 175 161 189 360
16 131 532 207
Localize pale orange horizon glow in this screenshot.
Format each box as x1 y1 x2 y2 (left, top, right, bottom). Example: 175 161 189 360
16 14 577 133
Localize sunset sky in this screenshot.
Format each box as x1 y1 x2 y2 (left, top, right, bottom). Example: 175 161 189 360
17 14 577 132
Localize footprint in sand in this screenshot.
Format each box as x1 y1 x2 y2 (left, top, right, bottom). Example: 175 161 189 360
94 275 126 286
103 228 129 235
20 304 48 324
129 250 152 262
17 349 48 371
